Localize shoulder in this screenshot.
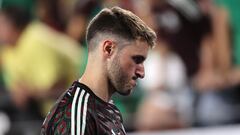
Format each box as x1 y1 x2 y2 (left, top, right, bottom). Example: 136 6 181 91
41 81 98 134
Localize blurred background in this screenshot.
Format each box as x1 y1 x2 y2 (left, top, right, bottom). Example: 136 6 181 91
0 0 240 134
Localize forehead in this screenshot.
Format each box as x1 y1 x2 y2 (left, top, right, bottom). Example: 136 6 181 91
120 40 150 56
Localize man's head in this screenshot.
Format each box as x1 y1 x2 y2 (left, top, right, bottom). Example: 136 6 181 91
86 6 156 95
86 6 156 51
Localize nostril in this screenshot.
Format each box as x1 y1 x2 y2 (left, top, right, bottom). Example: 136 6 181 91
139 73 144 79
135 72 144 79
135 65 145 79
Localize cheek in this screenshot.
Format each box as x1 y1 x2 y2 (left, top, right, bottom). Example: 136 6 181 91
120 59 136 76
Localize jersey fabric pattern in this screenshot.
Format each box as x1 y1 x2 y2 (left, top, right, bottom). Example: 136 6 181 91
41 81 126 135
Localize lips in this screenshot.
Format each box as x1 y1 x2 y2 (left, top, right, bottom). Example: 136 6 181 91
132 76 138 80
131 80 137 87
130 76 137 88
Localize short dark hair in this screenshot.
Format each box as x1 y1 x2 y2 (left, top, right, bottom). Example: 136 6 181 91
86 6 156 51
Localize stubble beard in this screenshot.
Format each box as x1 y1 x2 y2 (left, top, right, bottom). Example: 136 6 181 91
108 56 132 96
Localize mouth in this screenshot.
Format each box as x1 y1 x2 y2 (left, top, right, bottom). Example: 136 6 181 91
130 76 138 88
132 76 138 80
131 80 137 87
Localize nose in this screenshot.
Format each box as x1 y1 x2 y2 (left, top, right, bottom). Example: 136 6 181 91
135 64 145 79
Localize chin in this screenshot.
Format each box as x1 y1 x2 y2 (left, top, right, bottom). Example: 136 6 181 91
117 89 132 96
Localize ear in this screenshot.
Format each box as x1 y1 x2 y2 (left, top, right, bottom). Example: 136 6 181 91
102 40 116 58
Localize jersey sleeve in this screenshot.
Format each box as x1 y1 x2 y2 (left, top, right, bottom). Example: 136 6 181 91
41 87 98 135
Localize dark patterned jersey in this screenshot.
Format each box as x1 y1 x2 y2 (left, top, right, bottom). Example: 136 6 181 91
41 81 126 135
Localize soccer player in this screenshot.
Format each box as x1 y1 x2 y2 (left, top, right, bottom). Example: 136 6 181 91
41 6 156 135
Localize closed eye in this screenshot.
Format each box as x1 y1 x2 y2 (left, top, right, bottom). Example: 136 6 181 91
132 55 145 64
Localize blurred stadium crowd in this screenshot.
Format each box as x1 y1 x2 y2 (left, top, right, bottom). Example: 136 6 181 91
0 0 239 134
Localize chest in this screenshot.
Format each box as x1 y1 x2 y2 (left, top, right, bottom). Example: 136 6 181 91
95 105 126 135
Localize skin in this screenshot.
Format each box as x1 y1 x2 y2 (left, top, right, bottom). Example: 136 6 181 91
80 37 149 102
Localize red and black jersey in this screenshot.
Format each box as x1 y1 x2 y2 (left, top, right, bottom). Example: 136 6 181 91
41 81 126 135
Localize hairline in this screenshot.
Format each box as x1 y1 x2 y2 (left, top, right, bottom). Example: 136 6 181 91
88 31 155 52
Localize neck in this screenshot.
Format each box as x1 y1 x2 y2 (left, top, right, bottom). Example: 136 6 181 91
79 57 113 102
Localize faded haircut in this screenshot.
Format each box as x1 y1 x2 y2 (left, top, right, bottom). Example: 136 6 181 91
86 6 156 51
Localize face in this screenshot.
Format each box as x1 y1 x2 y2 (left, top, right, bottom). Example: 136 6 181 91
107 40 150 95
